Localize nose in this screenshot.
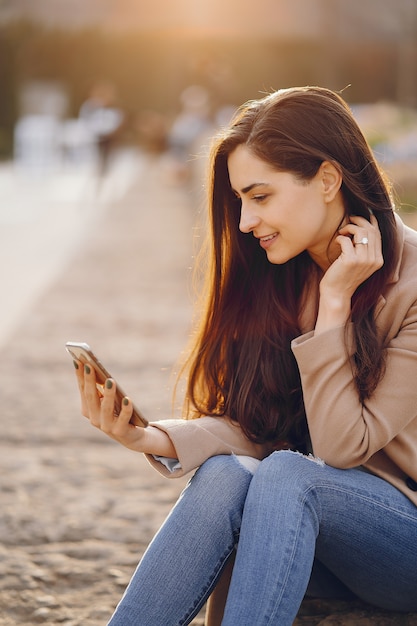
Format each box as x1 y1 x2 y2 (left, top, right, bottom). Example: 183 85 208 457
239 201 261 233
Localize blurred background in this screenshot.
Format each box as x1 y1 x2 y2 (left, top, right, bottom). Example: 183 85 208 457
1 0 417 344
0 0 417 152
1 0 417 178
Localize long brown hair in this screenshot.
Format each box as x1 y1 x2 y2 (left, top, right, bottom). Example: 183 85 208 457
183 86 398 450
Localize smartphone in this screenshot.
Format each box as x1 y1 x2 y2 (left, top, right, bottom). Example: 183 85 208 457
65 341 148 428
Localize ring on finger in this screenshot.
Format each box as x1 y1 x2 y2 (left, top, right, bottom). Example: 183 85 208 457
355 237 369 245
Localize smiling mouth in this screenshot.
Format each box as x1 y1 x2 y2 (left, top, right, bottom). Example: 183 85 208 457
260 233 278 242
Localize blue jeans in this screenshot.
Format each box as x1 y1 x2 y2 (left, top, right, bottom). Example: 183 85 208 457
108 451 417 625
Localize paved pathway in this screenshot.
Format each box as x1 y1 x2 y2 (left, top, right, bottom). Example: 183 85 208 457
0 149 144 349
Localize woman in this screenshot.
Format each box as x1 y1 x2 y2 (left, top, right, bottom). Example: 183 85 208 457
74 86 417 625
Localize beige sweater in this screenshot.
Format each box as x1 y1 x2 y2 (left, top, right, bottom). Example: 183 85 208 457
146 215 417 507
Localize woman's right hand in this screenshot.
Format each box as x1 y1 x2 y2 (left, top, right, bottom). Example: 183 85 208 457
72 359 176 458
315 214 383 334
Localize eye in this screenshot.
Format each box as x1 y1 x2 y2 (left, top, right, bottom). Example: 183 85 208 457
253 194 267 203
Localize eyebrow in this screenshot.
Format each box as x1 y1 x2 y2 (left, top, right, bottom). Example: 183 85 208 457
234 182 270 195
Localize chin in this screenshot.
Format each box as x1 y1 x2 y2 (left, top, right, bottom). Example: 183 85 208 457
265 250 293 265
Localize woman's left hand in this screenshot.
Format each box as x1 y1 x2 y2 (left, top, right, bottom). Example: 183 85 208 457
315 215 383 332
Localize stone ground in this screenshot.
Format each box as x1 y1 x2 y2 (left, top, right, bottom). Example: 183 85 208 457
0 156 416 625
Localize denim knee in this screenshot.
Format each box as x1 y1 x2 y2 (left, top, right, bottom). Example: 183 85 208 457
186 455 255 526
250 450 326 498
192 454 256 488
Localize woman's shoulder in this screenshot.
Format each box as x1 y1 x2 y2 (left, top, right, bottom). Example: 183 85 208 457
395 216 417 281
402 218 417 247
379 216 417 321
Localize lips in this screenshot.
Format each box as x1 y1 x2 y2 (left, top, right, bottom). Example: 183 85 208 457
260 233 277 242
258 232 278 249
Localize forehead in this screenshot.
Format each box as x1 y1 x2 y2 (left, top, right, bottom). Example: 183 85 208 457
227 145 277 188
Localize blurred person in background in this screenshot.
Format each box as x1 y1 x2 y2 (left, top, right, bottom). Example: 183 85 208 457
163 84 213 184
73 86 417 625
79 80 125 177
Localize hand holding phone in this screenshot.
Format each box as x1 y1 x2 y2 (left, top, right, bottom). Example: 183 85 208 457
65 341 148 428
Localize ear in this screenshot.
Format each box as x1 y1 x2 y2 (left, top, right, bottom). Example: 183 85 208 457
320 161 342 202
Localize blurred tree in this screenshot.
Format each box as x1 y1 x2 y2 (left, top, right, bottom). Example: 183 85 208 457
0 22 20 156
396 0 417 106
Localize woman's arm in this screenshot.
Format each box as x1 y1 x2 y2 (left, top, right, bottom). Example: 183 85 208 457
73 359 268 476
294 216 417 468
145 416 268 478
292 296 417 467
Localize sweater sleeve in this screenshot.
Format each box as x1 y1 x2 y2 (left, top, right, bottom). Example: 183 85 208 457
144 416 268 478
291 297 417 468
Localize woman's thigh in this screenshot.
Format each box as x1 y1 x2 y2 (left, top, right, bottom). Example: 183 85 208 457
311 464 417 610
255 451 417 612
108 454 255 626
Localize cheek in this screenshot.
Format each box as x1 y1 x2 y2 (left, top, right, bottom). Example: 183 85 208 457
296 195 326 227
